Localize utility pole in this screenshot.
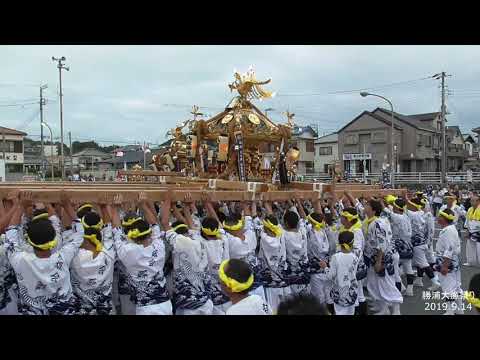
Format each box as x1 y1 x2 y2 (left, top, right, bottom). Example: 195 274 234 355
2 130 6 178
40 84 48 179
52 56 69 181
434 72 450 186
69 131 73 177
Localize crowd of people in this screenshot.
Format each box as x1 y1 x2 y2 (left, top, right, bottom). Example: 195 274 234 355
0 186 479 316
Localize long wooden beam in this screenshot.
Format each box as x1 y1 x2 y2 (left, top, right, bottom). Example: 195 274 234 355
0 188 406 203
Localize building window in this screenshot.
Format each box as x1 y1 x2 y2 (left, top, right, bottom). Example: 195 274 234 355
372 131 386 143
318 146 332 156
305 161 314 173
345 134 358 145
306 140 314 153
13 141 22 153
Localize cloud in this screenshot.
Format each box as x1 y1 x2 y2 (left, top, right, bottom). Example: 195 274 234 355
1 45 479 146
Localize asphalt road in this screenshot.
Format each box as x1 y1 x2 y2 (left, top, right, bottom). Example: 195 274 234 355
369 227 479 315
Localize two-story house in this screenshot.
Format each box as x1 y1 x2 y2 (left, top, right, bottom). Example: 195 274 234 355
0 126 26 179
445 126 466 171
314 132 338 173
338 108 443 175
72 148 112 171
289 125 317 175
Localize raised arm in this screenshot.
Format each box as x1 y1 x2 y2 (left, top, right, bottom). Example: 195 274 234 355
110 194 123 229
139 192 158 225
264 201 273 216
181 193 194 229
0 199 19 234
161 193 172 231
251 201 258 218
296 197 307 219
172 203 187 224
242 201 252 217
61 193 77 221
313 198 323 215
202 192 221 224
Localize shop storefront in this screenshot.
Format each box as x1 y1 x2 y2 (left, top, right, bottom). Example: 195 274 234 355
343 153 372 175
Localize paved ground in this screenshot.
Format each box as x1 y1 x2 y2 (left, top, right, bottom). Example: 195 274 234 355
370 227 479 315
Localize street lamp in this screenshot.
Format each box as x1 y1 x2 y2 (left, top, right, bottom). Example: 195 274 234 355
41 122 55 181
52 56 69 181
360 92 395 188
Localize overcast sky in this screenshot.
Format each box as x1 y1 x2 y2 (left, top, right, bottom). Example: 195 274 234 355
1 45 479 147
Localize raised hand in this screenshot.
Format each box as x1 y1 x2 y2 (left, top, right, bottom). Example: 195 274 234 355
7 189 20 202
183 192 193 204
113 193 124 206
20 191 33 207
138 191 148 204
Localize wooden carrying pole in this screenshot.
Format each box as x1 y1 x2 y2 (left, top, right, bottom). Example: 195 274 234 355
0 186 406 203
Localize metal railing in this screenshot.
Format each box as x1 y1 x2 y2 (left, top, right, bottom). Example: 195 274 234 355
301 172 480 184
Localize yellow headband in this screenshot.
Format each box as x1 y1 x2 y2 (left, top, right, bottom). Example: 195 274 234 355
339 220 362 233
408 200 422 210
32 213 49 221
218 260 254 293
439 210 455 221
122 217 142 227
467 206 480 222
341 242 353 252
385 195 397 205
464 291 480 309
307 214 325 231
223 219 243 231
127 227 152 240
341 211 358 222
83 234 103 252
27 235 57 251
444 195 456 200
263 219 282 237
415 191 423 196
393 201 406 211
77 204 93 213
201 227 220 238
172 223 188 233
81 217 104 231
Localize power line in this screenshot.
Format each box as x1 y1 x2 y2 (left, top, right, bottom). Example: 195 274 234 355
276 76 435 97
0 101 38 107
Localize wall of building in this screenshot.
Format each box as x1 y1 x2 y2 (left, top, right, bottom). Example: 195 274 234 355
338 113 403 173
314 141 338 173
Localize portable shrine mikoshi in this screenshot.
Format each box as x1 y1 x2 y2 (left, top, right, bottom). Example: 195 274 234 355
151 67 297 183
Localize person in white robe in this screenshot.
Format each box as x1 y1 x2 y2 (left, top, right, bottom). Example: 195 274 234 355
190 199 231 315
464 195 480 267
71 207 116 315
256 201 290 314
320 230 359 315
439 193 466 234
406 197 441 290
5 193 83 315
339 206 367 315
434 208 463 315
383 197 415 297
298 198 333 312
112 194 173 315
281 202 310 295
363 199 403 315
221 204 266 302
218 259 272 315
160 195 212 315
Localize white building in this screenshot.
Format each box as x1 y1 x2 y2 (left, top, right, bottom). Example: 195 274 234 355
290 125 317 175
0 126 26 176
314 132 338 173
